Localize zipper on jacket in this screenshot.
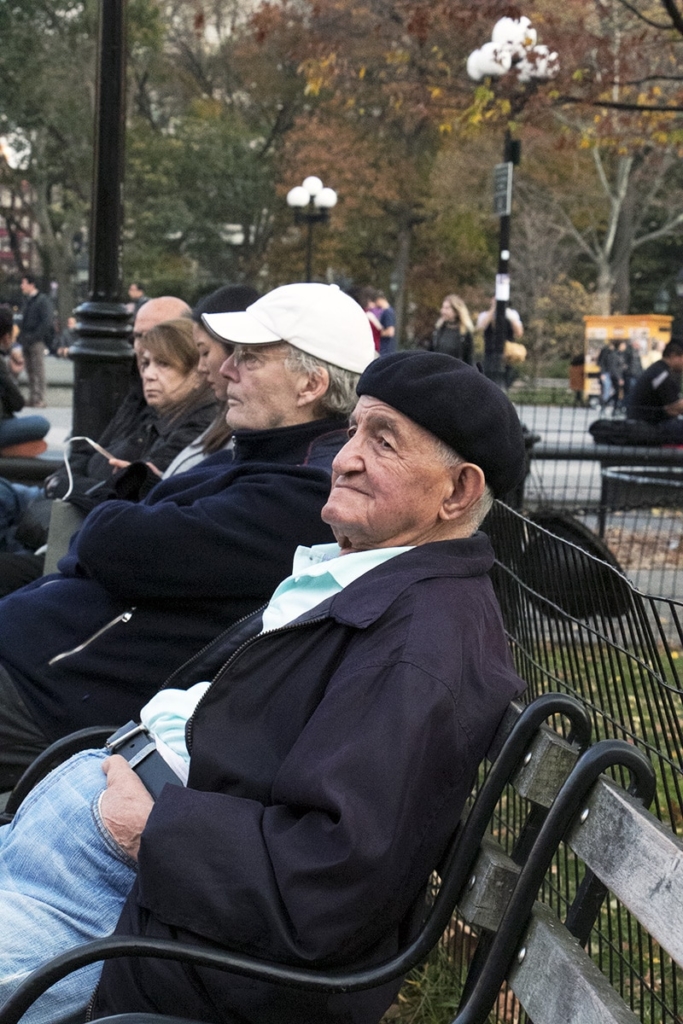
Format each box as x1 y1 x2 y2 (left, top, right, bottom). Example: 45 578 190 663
185 613 329 754
159 604 268 692
48 608 136 666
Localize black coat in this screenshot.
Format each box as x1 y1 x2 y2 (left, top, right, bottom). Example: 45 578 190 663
44 389 218 501
428 323 474 364
95 535 526 1024
0 418 347 739
17 292 52 347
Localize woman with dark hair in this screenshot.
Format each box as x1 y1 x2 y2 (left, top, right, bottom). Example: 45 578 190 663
161 284 259 477
0 306 50 455
426 294 475 364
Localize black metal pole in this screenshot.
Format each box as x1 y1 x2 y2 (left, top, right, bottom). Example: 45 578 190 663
491 213 510 388
69 0 133 440
305 213 314 284
487 132 521 388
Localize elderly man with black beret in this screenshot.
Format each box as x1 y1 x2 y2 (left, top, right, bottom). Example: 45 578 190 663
0 352 526 1024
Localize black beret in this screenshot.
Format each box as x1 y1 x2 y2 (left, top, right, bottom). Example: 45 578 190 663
356 351 526 498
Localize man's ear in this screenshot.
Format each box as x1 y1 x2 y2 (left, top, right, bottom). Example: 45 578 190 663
439 463 486 521
297 366 330 409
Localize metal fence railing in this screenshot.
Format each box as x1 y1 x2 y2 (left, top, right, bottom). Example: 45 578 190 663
512 402 683 603
444 501 683 1024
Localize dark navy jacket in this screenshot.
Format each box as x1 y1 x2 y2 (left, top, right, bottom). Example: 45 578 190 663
95 535 526 1024
0 417 346 740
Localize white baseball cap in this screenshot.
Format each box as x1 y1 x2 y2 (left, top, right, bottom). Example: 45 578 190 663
202 283 376 374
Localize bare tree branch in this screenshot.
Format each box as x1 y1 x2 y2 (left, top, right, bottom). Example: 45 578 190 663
612 0 675 29
632 210 683 247
558 95 683 112
661 0 683 36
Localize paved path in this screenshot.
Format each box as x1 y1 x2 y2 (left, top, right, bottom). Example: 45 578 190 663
13 356 74 454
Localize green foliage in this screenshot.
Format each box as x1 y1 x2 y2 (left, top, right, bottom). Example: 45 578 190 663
123 104 278 292
525 276 593 376
381 948 464 1024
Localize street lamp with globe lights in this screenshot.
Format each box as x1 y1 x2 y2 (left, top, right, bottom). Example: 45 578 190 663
467 17 559 386
286 176 338 283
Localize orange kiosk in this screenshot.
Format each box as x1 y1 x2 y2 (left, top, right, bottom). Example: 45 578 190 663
580 314 673 401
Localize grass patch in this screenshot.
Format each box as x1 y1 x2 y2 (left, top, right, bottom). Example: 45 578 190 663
381 948 465 1024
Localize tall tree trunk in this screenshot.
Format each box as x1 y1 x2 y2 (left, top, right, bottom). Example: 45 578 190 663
393 217 412 346
595 261 614 315
32 175 80 324
611 180 635 313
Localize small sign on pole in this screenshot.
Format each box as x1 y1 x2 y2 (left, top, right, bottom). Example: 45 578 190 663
493 162 513 217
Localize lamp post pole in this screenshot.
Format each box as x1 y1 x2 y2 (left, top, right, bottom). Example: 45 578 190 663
69 0 133 439
286 177 338 283
467 17 558 386
491 132 521 386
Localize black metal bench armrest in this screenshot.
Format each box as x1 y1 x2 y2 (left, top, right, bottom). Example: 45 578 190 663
0 726 120 821
0 695 589 1024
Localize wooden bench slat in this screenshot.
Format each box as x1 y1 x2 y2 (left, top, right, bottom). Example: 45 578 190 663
567 777 683 968
511 726 579 808
508 902 641 1024
457 837 520 932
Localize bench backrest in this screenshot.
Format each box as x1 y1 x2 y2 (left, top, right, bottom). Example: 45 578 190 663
478 500 683 1024
457 744 681 1024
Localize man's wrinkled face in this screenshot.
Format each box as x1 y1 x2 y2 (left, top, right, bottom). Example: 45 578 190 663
219 343 311 432
321 395 457 554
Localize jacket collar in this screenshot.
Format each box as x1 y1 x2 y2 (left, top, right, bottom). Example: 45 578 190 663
232 416 347 467
293 533 495 630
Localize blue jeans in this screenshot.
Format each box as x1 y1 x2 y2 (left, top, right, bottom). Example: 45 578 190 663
0 750 137 1024
0 481 43 552
0 415 50 448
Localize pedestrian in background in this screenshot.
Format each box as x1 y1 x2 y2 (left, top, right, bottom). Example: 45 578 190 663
426 294 475 364
56 315 78 358
597 340 624 412
621 339 642 403
375 291 397 355
17 275 53 408
358 287 382 353
127 282 148 315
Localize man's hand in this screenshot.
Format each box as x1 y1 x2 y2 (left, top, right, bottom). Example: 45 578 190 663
100 754 154 860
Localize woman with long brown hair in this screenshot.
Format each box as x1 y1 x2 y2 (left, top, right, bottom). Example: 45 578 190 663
426 294 475 364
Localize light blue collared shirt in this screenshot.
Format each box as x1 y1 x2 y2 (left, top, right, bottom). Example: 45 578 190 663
261 542 413 632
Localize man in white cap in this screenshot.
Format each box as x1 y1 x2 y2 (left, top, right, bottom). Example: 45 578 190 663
0 352 526 1024
0 283 375 788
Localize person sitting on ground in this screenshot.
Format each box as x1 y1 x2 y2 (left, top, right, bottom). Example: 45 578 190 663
160 284 260 478
0 351 526 1024
0 283 375 788
425 293 475 364
0 306 50 456
627 338 683 443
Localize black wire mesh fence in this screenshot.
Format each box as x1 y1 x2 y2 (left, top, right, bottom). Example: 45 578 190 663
433 502 683 1024
513 401 683 603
